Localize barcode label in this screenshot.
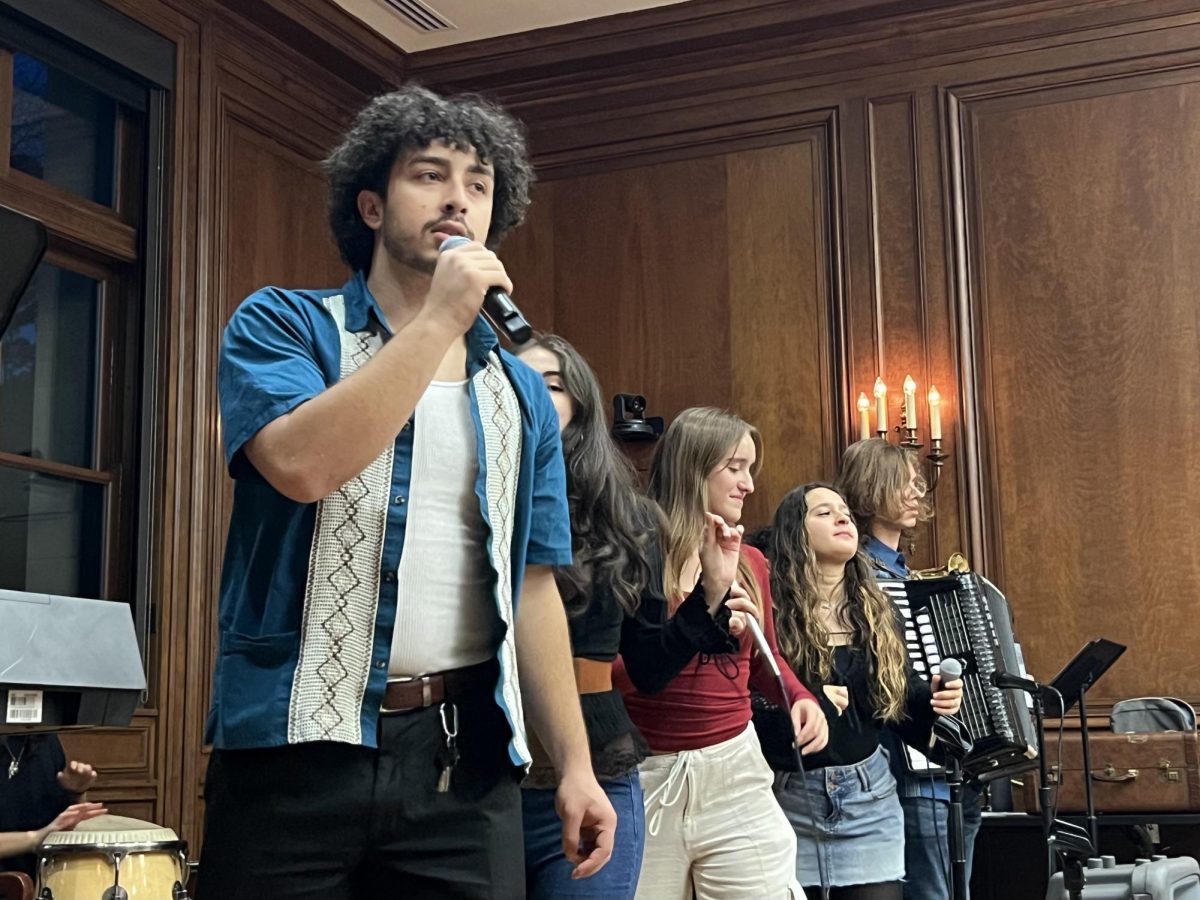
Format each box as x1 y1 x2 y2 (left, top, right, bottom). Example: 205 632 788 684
6 690 43 724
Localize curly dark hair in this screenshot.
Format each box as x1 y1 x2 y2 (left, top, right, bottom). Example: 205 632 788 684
766 482 911 723
325 84 534 274
525 334 658 616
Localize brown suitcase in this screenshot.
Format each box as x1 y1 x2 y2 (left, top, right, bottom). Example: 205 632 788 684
1023 730 1200 813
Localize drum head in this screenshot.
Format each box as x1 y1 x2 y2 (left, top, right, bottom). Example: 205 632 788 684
43 814 179 846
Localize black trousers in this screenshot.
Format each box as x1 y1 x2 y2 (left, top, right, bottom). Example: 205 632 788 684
197 687 524 899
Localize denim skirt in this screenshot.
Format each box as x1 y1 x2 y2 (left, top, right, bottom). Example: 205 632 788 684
773 745 905 888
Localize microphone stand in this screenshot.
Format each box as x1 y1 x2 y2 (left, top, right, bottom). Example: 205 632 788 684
994 671 1063 887
992 640 1123 900
1077 682 1099 852
1048 819 1094 900
932 715 974 900
1031 685 1056 879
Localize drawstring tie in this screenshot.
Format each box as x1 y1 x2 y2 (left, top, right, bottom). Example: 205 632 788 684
643 751 694 837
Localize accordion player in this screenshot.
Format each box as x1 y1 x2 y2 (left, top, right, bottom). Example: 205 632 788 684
877 556 1039 781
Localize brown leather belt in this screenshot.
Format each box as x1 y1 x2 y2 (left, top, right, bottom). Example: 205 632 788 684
381 659 496 714
573 657 613 694
528 658 613 768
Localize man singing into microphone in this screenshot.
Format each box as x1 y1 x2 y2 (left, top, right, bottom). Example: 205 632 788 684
199 85 616 899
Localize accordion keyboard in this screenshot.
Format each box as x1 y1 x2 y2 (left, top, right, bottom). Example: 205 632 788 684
879 572 1038 781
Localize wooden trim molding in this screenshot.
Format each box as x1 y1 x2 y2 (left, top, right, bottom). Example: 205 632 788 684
0 48 11 176
0 173 138 261
210 0 403 94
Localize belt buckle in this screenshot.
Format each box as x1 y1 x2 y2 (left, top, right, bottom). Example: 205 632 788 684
382 674 434 714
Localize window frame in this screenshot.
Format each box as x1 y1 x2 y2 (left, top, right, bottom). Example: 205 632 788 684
0 0 173 676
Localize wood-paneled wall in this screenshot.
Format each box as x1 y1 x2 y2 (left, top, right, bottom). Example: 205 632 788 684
411 0 1200 713
52 0 1200 863
501 132 839 526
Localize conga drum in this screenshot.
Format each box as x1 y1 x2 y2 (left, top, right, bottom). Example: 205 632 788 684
37 815 188 899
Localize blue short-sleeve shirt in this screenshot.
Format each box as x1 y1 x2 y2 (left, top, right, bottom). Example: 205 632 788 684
206 272 572 763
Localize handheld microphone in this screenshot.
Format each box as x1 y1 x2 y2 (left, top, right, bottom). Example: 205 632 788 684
931 658 974 756
438 235 533 344
745 616 781 679
737 583 830 899
991 670 1042 694
732 579 781 679
938 657 963 684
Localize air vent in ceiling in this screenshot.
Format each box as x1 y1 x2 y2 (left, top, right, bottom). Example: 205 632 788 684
380 0 455 33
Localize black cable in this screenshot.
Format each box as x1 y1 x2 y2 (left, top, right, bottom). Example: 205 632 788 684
1046 686 1066 824
787 685 831 900
745 608 830 899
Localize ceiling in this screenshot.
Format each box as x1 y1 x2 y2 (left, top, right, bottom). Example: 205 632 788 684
331 0 694 53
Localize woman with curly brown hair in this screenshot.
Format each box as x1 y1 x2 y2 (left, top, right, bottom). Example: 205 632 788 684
764 482 962 900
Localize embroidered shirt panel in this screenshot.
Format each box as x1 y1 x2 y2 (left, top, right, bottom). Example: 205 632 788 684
208 273 573 755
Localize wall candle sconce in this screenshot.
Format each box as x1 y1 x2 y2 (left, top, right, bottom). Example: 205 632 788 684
857 392 871 441
873 377 888 438
857 374 949 491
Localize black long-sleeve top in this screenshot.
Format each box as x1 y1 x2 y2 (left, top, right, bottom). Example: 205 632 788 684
523 542 735 788
797 644 937 771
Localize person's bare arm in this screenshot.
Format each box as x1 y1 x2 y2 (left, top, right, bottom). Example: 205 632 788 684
244 242 511 502
0 802 107 857
516 565 616 879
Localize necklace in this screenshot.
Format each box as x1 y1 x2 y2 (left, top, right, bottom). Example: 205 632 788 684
4 737 27 779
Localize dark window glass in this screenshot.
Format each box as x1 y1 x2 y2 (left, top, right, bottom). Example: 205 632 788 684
10 52 117 206
0 264 100 469
0 467 105 597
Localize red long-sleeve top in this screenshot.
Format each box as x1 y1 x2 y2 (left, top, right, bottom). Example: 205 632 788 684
614 545 815 753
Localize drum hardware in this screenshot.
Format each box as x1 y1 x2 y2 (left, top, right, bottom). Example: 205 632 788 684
37 835 189 899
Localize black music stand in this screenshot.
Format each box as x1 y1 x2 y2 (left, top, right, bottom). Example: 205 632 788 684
0 205 48 337
1042 638 1126 852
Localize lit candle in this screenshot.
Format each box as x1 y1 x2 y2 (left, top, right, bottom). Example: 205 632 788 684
857 392 871 441
928 385 942 441
873 378 888 434
903 374 917 431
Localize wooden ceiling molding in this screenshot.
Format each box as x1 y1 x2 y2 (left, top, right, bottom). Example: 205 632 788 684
211 0 406 94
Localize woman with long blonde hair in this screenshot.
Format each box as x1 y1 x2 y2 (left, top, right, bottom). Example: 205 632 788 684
615 407 828 900
765 482 962 900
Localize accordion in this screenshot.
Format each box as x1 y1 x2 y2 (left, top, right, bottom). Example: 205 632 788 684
878 565 1039 782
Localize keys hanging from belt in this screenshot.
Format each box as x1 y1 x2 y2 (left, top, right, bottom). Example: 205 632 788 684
436 702 459 793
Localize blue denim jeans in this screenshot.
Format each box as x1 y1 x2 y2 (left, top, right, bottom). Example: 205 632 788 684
522 771 645 899
900 785 983 900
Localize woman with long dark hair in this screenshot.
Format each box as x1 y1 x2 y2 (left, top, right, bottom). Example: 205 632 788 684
765 482 962 900
616 407 828 900
517 338 746 900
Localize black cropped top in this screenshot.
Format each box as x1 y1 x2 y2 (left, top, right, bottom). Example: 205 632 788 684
522 540 734 788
